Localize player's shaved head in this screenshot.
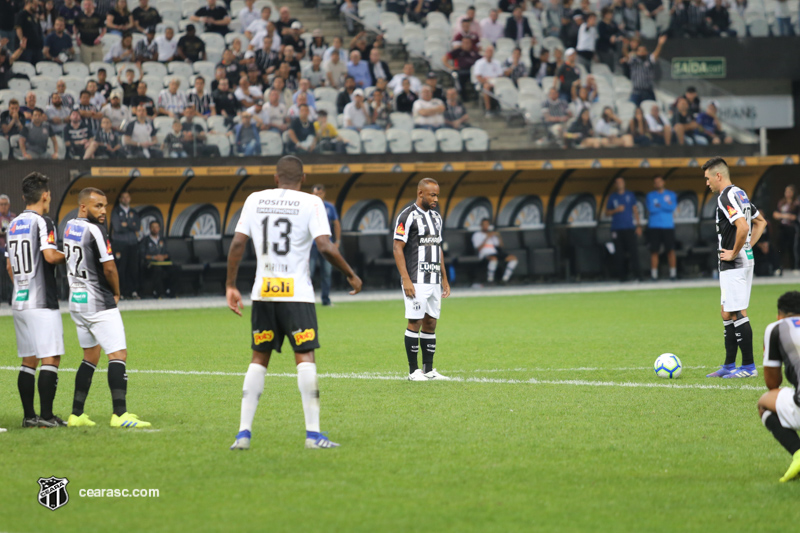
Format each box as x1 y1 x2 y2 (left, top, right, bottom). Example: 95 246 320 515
416 177 439 211
418 177 438 191
702 157 729 179
22 172 50 206
778 291 800 317
78 188 108 224
275 155 304 187
78 187 106 205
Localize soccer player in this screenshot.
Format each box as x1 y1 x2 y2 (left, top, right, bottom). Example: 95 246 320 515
226 156 362 451
703 157 767 378
472 218 518 284
5 172 67 428
646 175 678 281
757 291 800 482
64 188 151 429
393 178 451 381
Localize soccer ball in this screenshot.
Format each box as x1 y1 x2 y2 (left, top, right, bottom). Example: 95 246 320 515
654 353 682 379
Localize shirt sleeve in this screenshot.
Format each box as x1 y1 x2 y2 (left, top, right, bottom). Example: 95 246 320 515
90 223 116 263
234 194 255 237
763 321 783 368
719 188 744 223
39 216 58 251
308 196 332 240
394 210 410 243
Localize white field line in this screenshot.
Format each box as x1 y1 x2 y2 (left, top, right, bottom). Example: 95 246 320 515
0 366 763 391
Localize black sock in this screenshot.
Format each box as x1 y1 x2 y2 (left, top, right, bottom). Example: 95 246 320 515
18 366 36 419
37 365 58 420
734 317 754 366
763 411 800 455
72 360 96 416
405 329 419 373
420 331 436 374
723 320 737 366
108 360 128 417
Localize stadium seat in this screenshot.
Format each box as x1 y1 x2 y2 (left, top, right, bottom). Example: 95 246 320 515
360 129 387 154
168 61 194 79
521 229 557 276
165 237 204 294
142 61 168 78
385 128 412 153
31 76 56 93
493 84 519 111
612 75 633 100
356 233 396 287
89 61 107 74
200 33 226 54
225 32 247 46
0 89 16 105
338 128 361 154
207 134 231 157
35 61 62 78
517 77 545 99
379 11 402 27
518 96 543 122
639 99 659 112
193 61 217 81
461 127 489 151
62 61 89 78
11 61 36 79
259 130 283 155
360 7 381 30
160 8 182 24
207 115 228 133
163 74 189 88
314 86 338 104
380 19 404 45
316 100 338 121
8 78 31 93
411 128 437 152
100 33 121 53
435 128 463 152
192 237 227 286
115 62 137 76
616 101 636 123
154 116 174 133
542 36 564 51
748 17 770 36
389 112 414 131
494 37 516 58
0 136 8 160
444 230 483 282
640 16 658 39
568 226 605 277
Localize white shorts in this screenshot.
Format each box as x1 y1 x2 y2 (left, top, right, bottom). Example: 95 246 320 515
776 387 800 430
13 308 64 358
70 309 127 354
403 283 442 320
719 266 753 312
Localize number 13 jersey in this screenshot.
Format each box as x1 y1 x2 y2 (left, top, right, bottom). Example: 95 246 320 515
63 218 117 313
235 188 332 303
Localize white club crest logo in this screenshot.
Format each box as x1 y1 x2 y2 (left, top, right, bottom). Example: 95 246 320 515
38 476 70 511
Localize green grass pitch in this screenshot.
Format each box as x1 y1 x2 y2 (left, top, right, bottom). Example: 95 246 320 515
1 284 799 533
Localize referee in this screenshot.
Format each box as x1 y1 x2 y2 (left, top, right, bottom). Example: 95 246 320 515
623 34 667 107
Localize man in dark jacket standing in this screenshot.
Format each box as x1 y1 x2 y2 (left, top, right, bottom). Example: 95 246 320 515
111 191 141 299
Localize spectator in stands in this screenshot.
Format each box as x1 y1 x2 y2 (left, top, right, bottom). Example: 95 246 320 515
63 109 91 158
543 0 562 37
247 10 276 47
343 88 371 131
212 77 239 120
336 75 356 114
454 17 480 47
274 7 297 38
85 115 125 158
271 74 293 106
504 6 532 42
596 7 621 71
19 91 35 123
45 92 70 135
132 0 160 34
116 67 138 106
280 46 301 82
314 110 347 153
480 8 504 44
473 45 503 115
282 21 306 59
569 85 592 116
308 29 326 58
595 106 633 147
106 0 133 36
775 0 794 35
101 90 130 130
19 107 57 159
453 6 481 37
229 110 259 156
157 78 187 118
617 0 640 37
696 102 732 144
179 106 219 157
191 0 230 36
188 76 214 117
51 78 75 109
644 104 671 145
555 48 580 102
679 86 700 116
565 108 603 148
412 86 445 131
385 0 408 16
292 78 316 108
604 176 642 282
0 98 23 139
76 0 106 65
75 90 101 134
244 5 270 38
388 63 422 96
705 0 733 36
133 26 157 62
103 30 134 63
346 50 370 89
155 25 177 62
43 17 73 63
96 68 112 100
177 24 206 62
86 79 106 109
408 0 435 25
287 103 316 153
131 80 155 116
59 0 82 36
542 88 571 144
443 88 470 130
0 45 22 91
369 88 391 129
303 54 326 89
622 34 666 106
367 48 391 88
288 91 316 121
255 36 280 76
16 0 44 64
503 46 527 85
237 0 258 34
38 0 57 39
773 185 800 272
671 97 706 145
530 48 553 83
423 72 443 100
395 77 418 113
576 12 598 72
444 36 481 102
259 88 288 132
324 48 347 89
323 36 348 64
218 48 241 88
124 103 161 157
235 74 262 108
670 0 704 37
561 12 583 49
629 106 652 146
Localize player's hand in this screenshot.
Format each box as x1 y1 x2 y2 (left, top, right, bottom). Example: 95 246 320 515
719 248 736 262
346 274 362 295
402 277 415 299
114 294 120 304
442 281 450 298
226 286 243 316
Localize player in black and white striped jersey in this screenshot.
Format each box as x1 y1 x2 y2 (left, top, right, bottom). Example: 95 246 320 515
393 178 451 381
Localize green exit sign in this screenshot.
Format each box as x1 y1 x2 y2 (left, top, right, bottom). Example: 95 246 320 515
671 57 726 79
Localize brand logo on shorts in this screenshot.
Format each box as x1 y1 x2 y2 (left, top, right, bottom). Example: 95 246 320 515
71 292 88 304
15 289 29 302
37 476 69 511
395 223 405 236
260 277 294 298
293 329 316 345
253 330 274 345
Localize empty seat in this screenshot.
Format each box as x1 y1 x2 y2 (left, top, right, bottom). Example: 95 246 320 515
36 61 62 78
62 61 89 78
385 128 412 153
314 86 338 104
142 61 168 78
338 128 361 154
411 128 437 152
461 127 489 151
435 128 463 152
206 133 231 157
360 129 387 154
389 112 414 131
258 130 283 155
11 61 36 79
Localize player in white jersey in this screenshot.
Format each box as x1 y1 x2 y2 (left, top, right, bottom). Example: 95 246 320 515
63 188 151 429
393 178 451 381
702 157 767 379
757 291 800 482
226 156 362 450
5 173 66 428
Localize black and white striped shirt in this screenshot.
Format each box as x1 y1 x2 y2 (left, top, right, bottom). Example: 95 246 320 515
94 128 121 148
134 38 158 62
157 89 188 115
187 89 215 116
76 102 99 134
628 54 655 92
394 203 444 285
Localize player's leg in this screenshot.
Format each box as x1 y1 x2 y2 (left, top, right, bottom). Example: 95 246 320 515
486 254 498 283
69 345 101 427
759 389 800 481
709 269 741 377
35 309 66 427
404 282 426 380
422 286 449 380
501 253 518 283
723 268 757 378
14 310 40 425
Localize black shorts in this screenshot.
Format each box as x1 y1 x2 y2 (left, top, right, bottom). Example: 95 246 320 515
250 301 320 353
648 228 676 253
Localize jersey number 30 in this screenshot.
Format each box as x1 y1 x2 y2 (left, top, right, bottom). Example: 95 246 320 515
261 217 292 256
8 240 32 275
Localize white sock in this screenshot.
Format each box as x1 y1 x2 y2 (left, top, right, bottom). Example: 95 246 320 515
487 259 498 282
651 268 658 279
239 363 267 433
669 267 677 278
297 362 320 433
502 259 518 281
